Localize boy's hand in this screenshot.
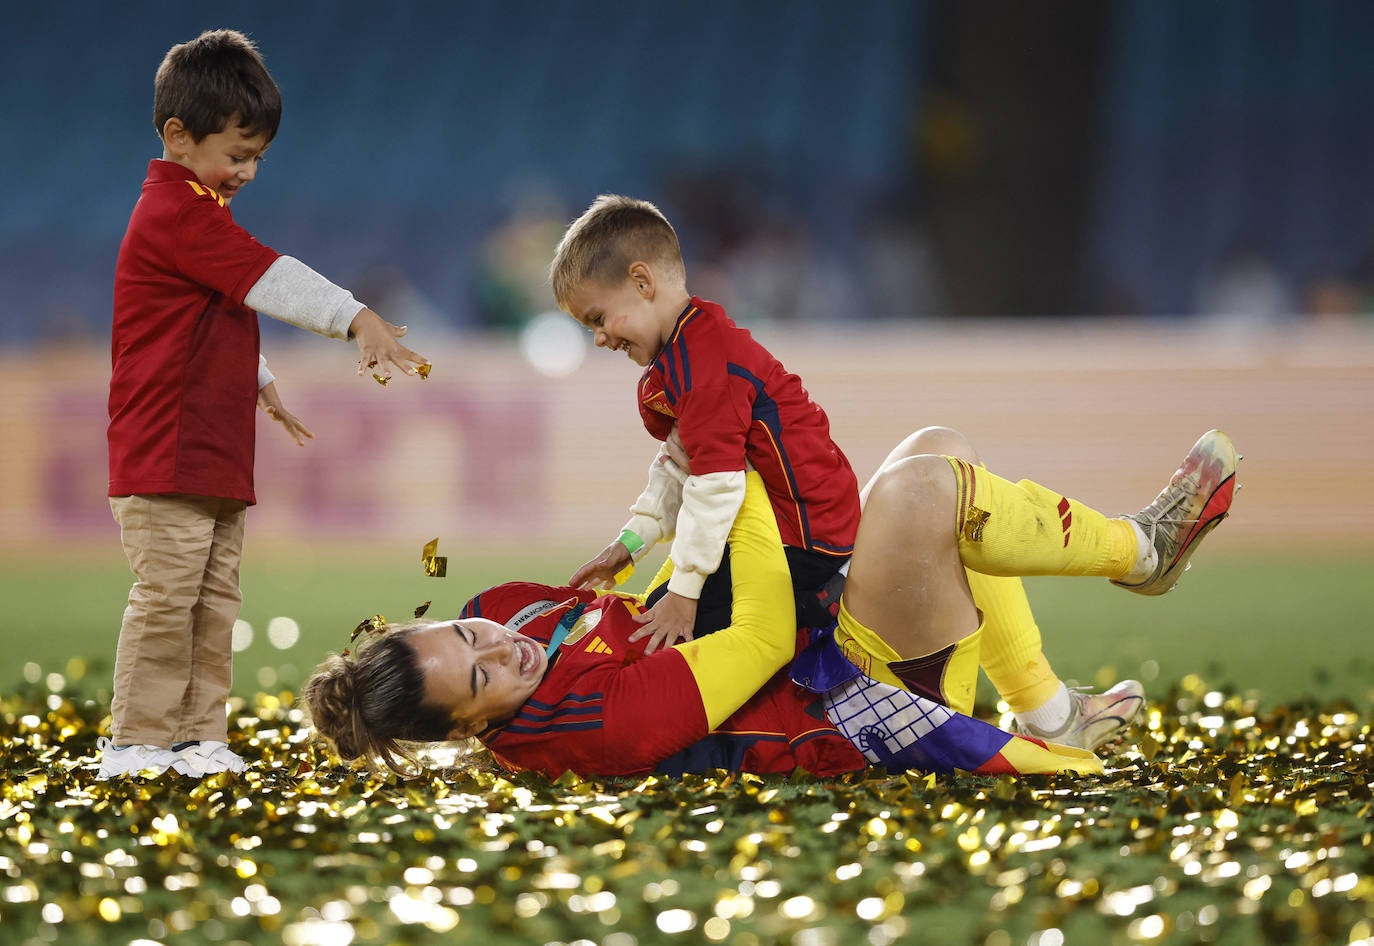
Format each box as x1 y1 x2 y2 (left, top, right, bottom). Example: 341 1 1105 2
664 425 691 473
569 541 633 590
258 382 314 446
628 592 697 654
350 308 429 381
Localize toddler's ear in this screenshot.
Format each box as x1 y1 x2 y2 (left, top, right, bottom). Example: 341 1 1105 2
629 261 656 298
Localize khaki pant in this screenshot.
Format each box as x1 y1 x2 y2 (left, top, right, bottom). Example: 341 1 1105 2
109 494 247 746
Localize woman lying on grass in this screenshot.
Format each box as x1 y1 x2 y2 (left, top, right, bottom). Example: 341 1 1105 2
303 427 1236 778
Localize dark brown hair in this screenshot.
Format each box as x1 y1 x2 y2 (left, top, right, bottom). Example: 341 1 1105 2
153 29 282 142
301 626 460 776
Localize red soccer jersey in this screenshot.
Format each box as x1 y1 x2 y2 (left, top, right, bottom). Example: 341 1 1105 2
108 159 280 504
460 581 864 778
638 297 859 556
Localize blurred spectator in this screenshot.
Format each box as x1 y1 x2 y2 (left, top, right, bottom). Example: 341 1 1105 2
1194 241 1294 326
860 194 948 320
350 264 455 341
470 186 568 333
1347 231 1374 316
725 213 859 324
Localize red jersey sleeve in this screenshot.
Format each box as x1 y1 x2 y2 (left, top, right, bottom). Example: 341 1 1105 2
171 186 279 304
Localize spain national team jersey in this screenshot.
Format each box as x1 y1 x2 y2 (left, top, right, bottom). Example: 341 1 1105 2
109 159 280 503
637 297 860 557
459 581 864 778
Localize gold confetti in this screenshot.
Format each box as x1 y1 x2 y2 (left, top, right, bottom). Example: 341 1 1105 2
415 363 432 379
347 614 388 653
0 672 1368 944
372 373 390 387
413 601 432 619
421 538 447 578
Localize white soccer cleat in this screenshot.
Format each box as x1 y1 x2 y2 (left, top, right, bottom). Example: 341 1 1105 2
1113 429 1238 596
1015 680 1146 751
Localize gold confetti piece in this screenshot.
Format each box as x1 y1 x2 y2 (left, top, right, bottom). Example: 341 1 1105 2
421 539 447 578
415 363 432 379
372 373 390 387
349 615 388 647
413 601 432 619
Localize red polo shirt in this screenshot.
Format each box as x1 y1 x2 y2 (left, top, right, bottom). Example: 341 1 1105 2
108 160 280 503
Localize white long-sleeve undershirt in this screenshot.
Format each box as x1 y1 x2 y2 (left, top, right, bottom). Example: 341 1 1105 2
244 255 364 340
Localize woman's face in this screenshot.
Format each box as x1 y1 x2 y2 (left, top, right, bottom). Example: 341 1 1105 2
408 618 548 738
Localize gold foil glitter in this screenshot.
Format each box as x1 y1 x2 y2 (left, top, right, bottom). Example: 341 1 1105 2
415 363 432 379
413 601 432 619
372 373 390 387
0 673 1369 944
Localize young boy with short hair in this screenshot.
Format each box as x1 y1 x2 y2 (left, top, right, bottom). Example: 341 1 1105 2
550 194 862 654
99 29 430 779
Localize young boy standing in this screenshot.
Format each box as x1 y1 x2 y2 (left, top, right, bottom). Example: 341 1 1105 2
99 29 429 779
550 195 862 654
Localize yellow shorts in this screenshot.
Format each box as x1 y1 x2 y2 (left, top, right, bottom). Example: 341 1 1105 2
833 597 983 715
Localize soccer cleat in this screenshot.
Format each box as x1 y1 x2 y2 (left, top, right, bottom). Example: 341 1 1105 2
1112 429 1238 596
95 737 181 779
1015 680 1146 751
172 741 248 777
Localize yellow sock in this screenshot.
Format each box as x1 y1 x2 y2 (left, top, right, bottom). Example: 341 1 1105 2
965 569 1061 714
945 457 1138 579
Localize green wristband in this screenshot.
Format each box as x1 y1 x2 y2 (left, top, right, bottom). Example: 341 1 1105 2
617 530 645 556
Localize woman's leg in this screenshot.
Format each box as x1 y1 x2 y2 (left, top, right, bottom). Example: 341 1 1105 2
860 428 1060 712
840 429 1235 732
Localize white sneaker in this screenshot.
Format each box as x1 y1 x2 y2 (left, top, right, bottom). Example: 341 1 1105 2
1016 680 1146 751
172 741 248 777
95 737 181 779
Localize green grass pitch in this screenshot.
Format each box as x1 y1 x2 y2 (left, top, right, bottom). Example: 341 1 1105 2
2 550 1370 945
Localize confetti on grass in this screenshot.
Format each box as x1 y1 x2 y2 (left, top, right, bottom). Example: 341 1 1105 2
0 672 1369 945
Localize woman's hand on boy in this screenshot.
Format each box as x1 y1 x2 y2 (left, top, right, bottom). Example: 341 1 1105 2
349 308 430 381
257 382 314 447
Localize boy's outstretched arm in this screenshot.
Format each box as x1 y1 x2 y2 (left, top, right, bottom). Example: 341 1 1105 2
243 256 430 381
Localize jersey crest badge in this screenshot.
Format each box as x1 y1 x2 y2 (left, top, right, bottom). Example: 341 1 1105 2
642 392 676 418
561 607 603 648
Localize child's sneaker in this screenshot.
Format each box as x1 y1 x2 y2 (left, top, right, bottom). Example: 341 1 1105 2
1016 680 1146 751
172 741 248 777
1112 429 1238 596
95 737 182 779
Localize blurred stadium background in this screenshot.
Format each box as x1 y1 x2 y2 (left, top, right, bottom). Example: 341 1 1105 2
2 1 1371 701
